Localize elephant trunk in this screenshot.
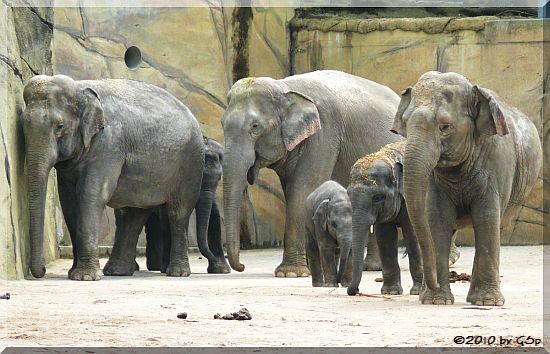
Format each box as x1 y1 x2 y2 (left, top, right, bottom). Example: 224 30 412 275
195 188 217 261
403 130 440 290
222 143 255 272
347 213 375 296
336 230 352 285
26 148 54 278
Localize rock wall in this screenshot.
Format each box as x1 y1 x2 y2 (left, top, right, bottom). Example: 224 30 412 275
1 4 61 279
290 15 547 245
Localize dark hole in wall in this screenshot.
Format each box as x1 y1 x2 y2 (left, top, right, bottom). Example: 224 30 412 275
124 46 142 70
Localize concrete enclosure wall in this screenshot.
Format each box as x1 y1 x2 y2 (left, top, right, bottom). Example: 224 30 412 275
1 4 546 279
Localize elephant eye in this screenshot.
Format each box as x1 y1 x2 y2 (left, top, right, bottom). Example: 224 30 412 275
251 122 260 129
56 123 65 131
372 194 385 203
439 123 451 132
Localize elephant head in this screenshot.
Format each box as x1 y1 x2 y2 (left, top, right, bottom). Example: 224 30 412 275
313 197 352 284
390 71 509 290
221 77 321 271
21 75 105 278
346 144 405 295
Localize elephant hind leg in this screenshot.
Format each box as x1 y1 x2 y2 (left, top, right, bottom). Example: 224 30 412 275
104 207 152 276
145 213 164 271
165 201 195 277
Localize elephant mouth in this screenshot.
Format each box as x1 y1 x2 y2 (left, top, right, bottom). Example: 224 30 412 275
247 159 261 185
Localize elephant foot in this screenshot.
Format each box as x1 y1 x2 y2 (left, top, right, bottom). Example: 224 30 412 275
312 281 324 287
339 276 351 288
467 285 504 306
347 285 359 296
166 262 191 277
103 259 136 276
410 282 422 295
381 282 403 295
68 264 101 281
274 262 310 278
420 286 454 305
363 256 382 271
207 259 231 274
322 281 338 287
449 245 461 267
147 258 162 271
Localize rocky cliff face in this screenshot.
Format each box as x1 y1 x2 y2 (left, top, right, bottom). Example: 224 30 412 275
1 4 61 279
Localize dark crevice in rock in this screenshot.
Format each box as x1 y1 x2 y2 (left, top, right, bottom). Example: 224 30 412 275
289 9 297 76
20 1 53 30
0 54 23 81
20 56 38 75
79 7 87 37
231 3 252 83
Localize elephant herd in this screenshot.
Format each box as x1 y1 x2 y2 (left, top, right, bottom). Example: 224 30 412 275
21 69 541 306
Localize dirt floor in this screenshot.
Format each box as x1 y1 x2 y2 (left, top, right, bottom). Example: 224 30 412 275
0 246 545 348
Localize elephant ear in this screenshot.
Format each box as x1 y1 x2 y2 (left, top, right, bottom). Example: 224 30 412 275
313 199 330 232
390 87 411 137
281 90 321 151
473 85 509 136
78 87 105 148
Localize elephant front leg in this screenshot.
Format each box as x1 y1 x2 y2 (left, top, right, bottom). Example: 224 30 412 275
420 189 456 304
363 231 382 271
467 198 504 306
70 198 106 281
104 208 152 276
57 174 79 276
319 247 338 287
375 223 402 295
398 210 423 295
448 231 460 266
305 227 323 287
274 189 311 278
206 202 231 274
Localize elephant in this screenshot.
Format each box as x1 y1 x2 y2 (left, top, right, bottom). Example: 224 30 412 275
143 137 231 274
221 70 400 278
305 180 352 287
21 74 204 280
391 71 542 305
346 140 423 296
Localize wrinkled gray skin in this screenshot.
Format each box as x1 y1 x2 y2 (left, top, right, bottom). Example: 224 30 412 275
305 181 353 287
22 75 204 280
346 141 423 296
392 71 542 305
144 137 230 274
221 70 399 277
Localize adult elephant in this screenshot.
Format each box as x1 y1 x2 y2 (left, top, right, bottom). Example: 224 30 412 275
391 71 542 305
221 70 400 277
22 75 204 280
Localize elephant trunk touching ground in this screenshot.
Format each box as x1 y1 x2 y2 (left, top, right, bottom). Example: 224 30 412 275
402 125 440 291
26 144 55 278
222 141 255 272
347 212 376 296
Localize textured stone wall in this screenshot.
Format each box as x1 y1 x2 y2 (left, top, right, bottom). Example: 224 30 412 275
51 5 289 250
291 16 546 245
1 4 61 279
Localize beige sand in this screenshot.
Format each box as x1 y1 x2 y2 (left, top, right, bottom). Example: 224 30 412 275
0 246 545 348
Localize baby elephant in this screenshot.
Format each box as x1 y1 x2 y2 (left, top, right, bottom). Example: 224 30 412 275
305 181 352 287
346 140 423 296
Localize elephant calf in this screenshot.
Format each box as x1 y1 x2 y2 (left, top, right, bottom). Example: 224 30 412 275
346 140 423 296
305 181 352 287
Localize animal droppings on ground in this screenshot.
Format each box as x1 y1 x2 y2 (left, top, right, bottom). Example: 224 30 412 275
214 307 252 320
0 292 10 300
449 271 471 283
374 277 383 282
177 312 188 319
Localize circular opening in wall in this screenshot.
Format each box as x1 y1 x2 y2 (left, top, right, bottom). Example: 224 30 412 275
124 46 142 70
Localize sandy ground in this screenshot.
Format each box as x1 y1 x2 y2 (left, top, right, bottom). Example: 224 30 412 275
0 246 545 349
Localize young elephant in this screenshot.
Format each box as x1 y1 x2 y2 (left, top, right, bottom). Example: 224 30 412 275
392 71 542 305
305 181 352 287
346 140 423 296
144 137 230 274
